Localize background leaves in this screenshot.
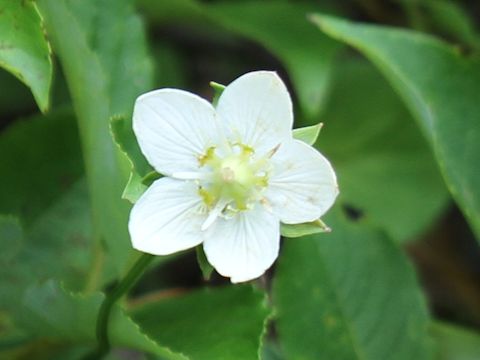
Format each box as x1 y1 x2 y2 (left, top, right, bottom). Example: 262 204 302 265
36 0 154 273
312 14 480 242
1 0 480 359
317 59 449 243
130 285 270 360
274 208 433 359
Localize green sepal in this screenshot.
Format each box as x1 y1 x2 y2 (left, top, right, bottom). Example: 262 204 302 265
196 246 214 281
280 218 331 238
210 81 226 107
142 171 163 187
292 122 323 145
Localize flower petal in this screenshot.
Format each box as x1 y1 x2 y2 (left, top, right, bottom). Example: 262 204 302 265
266 139 339 224
203 205 280 283
129 177 205 255
133 89 220 175
216 71 293 155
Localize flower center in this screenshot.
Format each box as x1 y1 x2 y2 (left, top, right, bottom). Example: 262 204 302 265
198 144 269 217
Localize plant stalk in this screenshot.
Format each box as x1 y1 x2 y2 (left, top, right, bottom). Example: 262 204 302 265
85 252 154 359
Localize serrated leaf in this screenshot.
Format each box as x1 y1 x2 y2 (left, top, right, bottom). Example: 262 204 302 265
110 115 154 203
311 14 480 241
130 285 270 360
273 207 434 359
0 0 52 112
280 219 330 238
292 123 323 146
122 172 149 204
318 59 449 243
0 180 94 311
110 116 151 177
20 280 186 359
36 0 154 271
0 109 102 342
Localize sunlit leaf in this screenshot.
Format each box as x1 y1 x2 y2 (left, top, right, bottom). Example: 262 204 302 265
36 0 154 272
0 0 52 112
312 14 480 241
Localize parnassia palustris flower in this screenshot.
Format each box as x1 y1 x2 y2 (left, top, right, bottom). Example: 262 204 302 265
129 71 338 282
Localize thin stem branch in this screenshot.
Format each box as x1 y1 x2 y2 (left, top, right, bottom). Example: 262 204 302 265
85 253 154 359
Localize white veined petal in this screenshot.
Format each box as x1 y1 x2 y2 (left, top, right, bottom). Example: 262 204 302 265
129 177 206 255
133 89 220 175
265 139 339 224
216 71 293 155
203 205 280 283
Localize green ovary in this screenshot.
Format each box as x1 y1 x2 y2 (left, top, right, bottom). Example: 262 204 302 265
199 145 268 212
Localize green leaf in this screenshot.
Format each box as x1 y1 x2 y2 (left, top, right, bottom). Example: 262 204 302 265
0 179 111 348
0 69 37 117
430 321 480 360
280 219 331 238
0 109 101 339
110 116 151 178
311 14 480 241
122 172 149 204
0 0 52 112
0 216 23 263
0 180 94 311
207 2 339 119
131 285 270 360
195 246 214 281
36 0 154 271
273 207 433 359
0 107 83 225
406 0 480 51
318 59 449 243
110 115 154 203
138 0 340 119
292 123 323 146
20 281 185 359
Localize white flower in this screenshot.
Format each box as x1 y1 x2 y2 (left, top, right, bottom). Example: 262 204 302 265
129 71 338 283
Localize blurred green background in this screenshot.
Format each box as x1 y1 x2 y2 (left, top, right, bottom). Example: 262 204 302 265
1 0 480 359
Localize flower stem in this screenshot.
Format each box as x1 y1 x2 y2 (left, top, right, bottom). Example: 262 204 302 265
86 252 154 359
